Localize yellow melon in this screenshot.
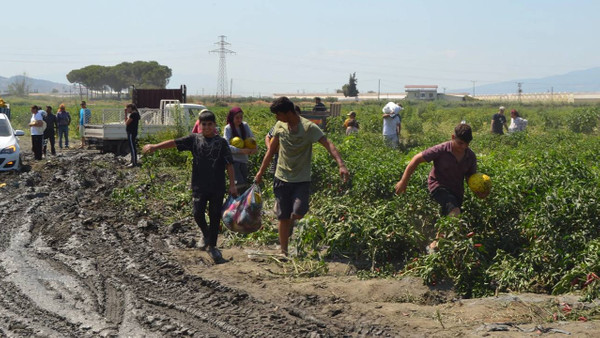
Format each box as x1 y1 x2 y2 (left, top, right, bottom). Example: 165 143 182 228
231 137 244 148
244 137 257 149
468 173 492 194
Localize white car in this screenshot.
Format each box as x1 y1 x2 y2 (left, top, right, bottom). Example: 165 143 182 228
0 113 25 172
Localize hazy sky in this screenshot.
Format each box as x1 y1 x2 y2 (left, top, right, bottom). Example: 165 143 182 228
2 0 598 96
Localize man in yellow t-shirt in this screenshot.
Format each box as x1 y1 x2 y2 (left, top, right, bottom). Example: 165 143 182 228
255 97 349 256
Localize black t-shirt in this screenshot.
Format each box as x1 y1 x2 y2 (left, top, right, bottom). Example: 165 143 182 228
43 113 57 136
492 113 506 134
126 111 140 135
175 134 233 195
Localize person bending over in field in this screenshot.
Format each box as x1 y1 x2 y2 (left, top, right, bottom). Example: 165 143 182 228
255 97 349 257
394 123 489 252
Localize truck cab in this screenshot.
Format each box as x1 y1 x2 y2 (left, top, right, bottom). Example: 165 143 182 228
143 100 206 127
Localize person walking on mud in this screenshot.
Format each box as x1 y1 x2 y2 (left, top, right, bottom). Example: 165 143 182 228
142 110 237 264
28 105 45 160
394 123 489 253
124 103 140 167
254 97 349 257
79 101 91 149
56 104 71 149
43 106 57 156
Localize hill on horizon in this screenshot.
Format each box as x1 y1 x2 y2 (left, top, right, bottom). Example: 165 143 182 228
0 75 73 95
451 67 600 95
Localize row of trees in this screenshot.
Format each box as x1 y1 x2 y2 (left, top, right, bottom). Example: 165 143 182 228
66 61 172 98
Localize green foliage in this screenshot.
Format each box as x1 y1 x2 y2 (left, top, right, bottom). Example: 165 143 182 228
342 72 359 97
67 61 172 93
566 107 600 133
109 99 600 300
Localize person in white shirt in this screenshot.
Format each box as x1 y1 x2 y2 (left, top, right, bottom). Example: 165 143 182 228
28 105 45 160
382 102 402 148
508 109 528 133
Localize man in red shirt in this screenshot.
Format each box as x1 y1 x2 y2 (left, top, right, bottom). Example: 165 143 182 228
394 124 489 251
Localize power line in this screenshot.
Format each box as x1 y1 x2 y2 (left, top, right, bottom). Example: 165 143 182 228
210 35 235 98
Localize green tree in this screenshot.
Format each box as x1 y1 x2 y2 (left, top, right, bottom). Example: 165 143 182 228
8 73 30 97
342 72 359 97
105 63 131 99
66 61 172 97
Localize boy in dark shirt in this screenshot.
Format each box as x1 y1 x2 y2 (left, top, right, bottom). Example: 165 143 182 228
124 103 141 167
394 124 489 251
142 110 238 263
43 106 58 156
491 106 508 134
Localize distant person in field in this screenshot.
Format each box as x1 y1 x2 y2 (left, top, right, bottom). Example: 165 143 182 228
343 111 359 135
79 101 91 148
28 105 45 160
491 106 508 135
394 123 489 252
56 104 71 149
508 109 528 133
382 102 402 148
142 110 237 264
255 97 349 257
313 97 327 112
43 106 57 156
224 107 257 191
124 103 140 167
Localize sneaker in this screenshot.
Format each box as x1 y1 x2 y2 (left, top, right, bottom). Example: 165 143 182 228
207 246 225 264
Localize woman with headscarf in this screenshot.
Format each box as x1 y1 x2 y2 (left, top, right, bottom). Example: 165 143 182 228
223 107 257 190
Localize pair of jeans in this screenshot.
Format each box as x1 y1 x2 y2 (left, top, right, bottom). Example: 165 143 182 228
193 192 225 247
32 135 43 160
43 134 56 155
127 133 137 165
58 125 69 148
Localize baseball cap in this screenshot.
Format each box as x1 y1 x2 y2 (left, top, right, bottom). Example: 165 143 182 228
347 111 356 116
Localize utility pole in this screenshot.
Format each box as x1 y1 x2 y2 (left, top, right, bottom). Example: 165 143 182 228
471 80 477 98
378 79 381 102
517 82 523 103
210 35 235 98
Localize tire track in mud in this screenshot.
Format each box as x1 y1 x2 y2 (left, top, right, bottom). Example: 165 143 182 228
0 152 391 337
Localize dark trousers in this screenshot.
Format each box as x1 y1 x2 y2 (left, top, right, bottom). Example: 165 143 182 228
193 192 225 247
58 126 69 148
32 135 43 160
43 133 56 155
127 133 137 165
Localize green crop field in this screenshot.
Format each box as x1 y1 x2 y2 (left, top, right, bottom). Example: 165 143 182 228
11 95 599 303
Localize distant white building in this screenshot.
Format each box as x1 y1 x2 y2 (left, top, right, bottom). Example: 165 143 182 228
404 85 468 101
405 85 439 100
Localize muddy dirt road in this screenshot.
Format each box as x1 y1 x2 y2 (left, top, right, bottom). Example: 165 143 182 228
1 146 599 337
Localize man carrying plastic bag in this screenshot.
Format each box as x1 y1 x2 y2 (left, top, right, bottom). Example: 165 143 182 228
222 184 262 234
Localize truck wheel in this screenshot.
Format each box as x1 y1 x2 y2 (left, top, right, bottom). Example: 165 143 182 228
119 141 131 156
